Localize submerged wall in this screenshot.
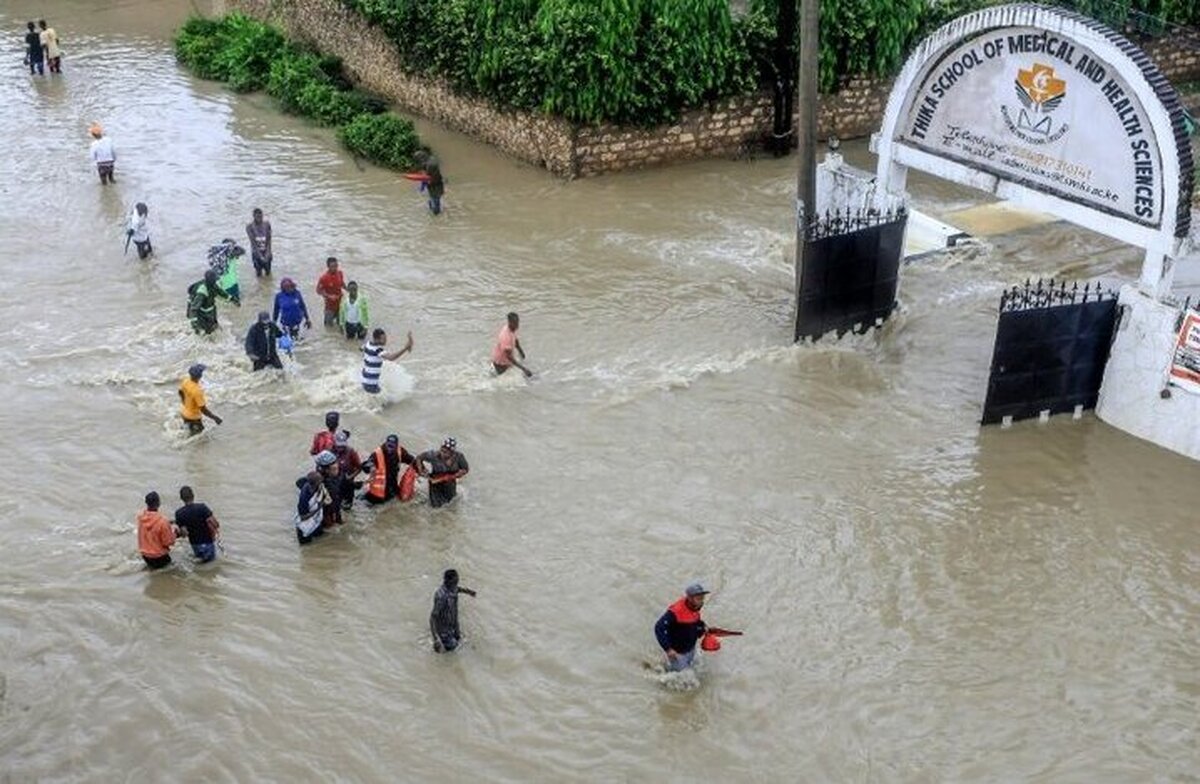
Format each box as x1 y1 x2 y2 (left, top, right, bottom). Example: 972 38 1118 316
1097 285 1200 461
222 0 1200 177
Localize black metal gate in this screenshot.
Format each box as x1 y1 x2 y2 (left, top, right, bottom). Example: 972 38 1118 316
794 208 907 341
981 279 1119 425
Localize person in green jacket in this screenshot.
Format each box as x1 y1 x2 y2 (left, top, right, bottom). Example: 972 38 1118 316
338 280 369 341
187 270 231 335
207 239 245 306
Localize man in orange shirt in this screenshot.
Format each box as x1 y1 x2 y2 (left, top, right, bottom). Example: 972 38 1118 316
315 257 346 328
137 491 179 570
491 312 533 378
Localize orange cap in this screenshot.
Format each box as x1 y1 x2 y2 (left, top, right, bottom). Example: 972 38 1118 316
89 123 103 137
700 632 721 652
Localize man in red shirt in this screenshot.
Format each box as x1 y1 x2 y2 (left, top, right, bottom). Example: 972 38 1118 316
311 411 340 455
315 256 346 328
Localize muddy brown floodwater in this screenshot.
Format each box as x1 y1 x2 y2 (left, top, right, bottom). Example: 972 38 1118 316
0 1 1197 781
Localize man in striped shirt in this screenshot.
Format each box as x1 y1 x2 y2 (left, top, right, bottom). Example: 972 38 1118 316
361 327 414 394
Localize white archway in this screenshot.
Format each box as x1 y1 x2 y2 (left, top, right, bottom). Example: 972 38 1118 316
871 3 1194 296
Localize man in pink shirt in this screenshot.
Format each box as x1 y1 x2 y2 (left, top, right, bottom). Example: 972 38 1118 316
492 311 533 378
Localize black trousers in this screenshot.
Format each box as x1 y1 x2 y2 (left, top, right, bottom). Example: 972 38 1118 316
429 482 456 508
143 553 172 569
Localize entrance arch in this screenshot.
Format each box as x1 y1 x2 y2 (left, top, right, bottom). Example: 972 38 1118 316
871 3 1194 296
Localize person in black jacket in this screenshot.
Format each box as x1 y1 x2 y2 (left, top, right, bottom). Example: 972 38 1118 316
245 311 283 370
24 22 44 75
430 569 476 653
654 582 710 671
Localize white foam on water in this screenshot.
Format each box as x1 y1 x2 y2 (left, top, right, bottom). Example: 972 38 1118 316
299 358 416 411
415 359 530 397
642 658 703 691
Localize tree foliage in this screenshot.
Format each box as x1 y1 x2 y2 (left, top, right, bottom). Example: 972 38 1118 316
346 0 767 125
343 0 1200 124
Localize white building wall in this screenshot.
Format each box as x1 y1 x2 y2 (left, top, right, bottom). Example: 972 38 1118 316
1096 285 1200 461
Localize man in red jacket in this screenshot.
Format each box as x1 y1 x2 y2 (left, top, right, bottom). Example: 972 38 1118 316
654 582 710 671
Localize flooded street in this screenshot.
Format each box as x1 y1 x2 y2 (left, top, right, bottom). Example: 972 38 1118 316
1 1 1197 780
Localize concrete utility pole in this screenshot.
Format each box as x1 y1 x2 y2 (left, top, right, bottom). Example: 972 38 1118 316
794 0 819 328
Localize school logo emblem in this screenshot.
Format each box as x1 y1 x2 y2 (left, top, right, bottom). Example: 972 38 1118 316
1002 62 1069 144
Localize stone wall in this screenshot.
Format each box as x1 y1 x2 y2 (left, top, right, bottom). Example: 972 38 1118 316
573 77 893 177
1143 33 1200 83
221 0 1200 178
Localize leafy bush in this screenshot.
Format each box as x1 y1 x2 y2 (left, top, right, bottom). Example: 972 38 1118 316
339 113 421 169
266 49 328 113
175 14 427 169
175 17 231 80
175 14 285 91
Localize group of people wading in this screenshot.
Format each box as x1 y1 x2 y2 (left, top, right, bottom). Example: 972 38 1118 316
294 411 470 545
80 61 737 671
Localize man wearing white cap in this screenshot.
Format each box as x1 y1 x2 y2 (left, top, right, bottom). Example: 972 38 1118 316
654 582 710 671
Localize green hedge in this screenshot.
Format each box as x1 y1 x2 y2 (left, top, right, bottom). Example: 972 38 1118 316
175 14 422 170
346 0 765 126
182 2 1200 134
344 0 1200 125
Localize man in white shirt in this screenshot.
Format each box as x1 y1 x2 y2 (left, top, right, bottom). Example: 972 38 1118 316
89 124 115 184
126 202 152 259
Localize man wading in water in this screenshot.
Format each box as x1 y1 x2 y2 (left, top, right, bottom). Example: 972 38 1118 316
655 583 710 672
417 438 469 508
89 123 116 184
137 491 177 570
178 364 222 435
187 270 231 335
361 328 413 394
316 256 346 328
126 202 152 260
492 311 533 378
430 569 476 652
246 208 273 277
244 311 284 371
173 486 222 563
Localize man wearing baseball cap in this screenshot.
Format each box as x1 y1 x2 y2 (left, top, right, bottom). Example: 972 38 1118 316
178 364 222 436
654 582 710 671
362 434 420 505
